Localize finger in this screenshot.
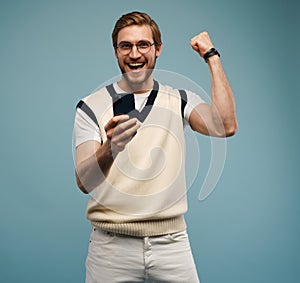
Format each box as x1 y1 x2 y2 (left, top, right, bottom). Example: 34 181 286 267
110 122 141 153
200 31 209 38
111 135 132 153
190 43 199 52
113 121 140 143
190 37 200 52
115 118 139 133
111 119 140 140
105 115 130 132
107 118 139 139
190 37 197 46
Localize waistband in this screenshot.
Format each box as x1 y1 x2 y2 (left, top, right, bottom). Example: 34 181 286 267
90 215 186 237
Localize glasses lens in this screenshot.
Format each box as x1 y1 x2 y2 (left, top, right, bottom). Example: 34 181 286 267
118 42 132 55
137 42 151 54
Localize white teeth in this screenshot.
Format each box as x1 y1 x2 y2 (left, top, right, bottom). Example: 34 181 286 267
128 63 144 67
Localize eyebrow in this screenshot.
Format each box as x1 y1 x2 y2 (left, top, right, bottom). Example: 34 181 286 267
118 40 151 44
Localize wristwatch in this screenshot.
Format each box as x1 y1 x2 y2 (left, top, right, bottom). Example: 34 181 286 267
203 48 220 63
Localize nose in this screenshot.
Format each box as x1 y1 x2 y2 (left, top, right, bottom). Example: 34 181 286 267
129 44 141 59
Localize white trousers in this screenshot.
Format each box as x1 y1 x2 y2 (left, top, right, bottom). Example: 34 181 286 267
85 227 200 283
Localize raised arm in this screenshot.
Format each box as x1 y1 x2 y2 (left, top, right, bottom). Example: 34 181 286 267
189 32 238 137
75 115 140 194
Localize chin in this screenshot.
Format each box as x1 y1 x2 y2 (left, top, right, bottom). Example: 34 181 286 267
124 69 153 87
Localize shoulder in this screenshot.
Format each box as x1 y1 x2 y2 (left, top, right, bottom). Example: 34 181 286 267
158 83 181 96
76 85 113 116
75 85 114 128
78 86 110 106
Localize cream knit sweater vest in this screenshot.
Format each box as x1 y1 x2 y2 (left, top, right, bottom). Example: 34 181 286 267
81 83 187 236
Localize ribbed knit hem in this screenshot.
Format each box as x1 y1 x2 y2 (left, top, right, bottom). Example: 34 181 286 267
90 215 186 237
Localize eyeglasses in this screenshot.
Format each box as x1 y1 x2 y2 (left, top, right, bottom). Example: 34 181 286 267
116 41 155 55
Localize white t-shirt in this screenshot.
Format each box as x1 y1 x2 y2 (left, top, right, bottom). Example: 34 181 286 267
74 82 205 147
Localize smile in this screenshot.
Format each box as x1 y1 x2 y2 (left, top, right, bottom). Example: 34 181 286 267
127 62 146 70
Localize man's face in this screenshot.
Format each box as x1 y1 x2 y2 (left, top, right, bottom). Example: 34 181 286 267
115 24 162 89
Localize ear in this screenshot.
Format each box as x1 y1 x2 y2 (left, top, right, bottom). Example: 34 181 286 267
155 44 162 58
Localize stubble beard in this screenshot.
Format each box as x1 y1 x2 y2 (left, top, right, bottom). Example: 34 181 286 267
119 60 157 92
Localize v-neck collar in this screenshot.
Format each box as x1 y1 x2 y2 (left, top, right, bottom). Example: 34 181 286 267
106 80 159 122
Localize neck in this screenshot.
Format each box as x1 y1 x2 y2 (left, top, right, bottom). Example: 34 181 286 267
118 75 154 94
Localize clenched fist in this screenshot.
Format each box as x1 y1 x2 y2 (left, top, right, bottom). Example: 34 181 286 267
105 115 140 156
190 31 214 58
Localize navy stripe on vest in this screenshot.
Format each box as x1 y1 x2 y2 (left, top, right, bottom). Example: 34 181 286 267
76 100 99 127
179 89 187 119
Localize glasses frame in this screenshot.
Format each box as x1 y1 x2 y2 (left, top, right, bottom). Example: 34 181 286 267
116 41 156 55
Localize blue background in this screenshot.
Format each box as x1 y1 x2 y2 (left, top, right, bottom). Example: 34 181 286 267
1 0 299 282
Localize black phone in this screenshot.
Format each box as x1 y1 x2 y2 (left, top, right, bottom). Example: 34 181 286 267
113 93 135 116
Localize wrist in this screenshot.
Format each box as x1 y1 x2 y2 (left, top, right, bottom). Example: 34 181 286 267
97 140 114 162
203 48 220 63
206 54 220 64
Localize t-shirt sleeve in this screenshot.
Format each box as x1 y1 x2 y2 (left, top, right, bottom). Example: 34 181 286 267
184 90 206 124
74 108 102 148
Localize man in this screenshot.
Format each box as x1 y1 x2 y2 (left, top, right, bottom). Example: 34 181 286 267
74 11 237 283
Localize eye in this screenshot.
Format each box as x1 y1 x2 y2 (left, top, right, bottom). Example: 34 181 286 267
119 42 132 50
138 41 151 49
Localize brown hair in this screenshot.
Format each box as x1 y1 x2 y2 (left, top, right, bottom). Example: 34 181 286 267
112 11 162 50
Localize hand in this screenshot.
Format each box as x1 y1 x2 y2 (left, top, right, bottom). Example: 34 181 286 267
105 115 140 156
190 31 214 58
